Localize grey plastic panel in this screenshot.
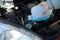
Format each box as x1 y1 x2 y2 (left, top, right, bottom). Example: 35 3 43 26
0 19 43 40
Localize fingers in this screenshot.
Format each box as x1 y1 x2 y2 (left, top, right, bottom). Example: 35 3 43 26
38 2 48 15
38 2 44 6
43 2 48 15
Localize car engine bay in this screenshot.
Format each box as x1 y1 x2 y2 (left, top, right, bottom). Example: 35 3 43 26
0 0 60 40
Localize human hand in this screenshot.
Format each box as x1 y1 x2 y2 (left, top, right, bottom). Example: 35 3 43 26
38 2 48 15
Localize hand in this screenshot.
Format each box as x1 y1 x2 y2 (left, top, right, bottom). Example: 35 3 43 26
38 2 48 15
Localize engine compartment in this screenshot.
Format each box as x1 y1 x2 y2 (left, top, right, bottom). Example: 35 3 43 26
0 0 60 40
